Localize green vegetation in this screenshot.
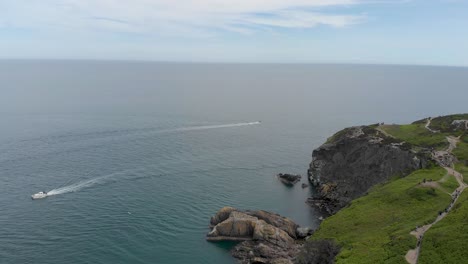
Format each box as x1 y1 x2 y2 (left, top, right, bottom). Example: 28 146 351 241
453 143 468 162
311 167 450 264
380 124 448 149
326 128 350 143
411 118 429 125
429 114 468 133
454 163 468 184
438 173 459 193
458 133 468 144
453 134 468 162
311 114 468 263
418 191 468 264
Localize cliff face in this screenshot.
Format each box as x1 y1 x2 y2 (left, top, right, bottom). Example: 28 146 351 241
307 125 430 215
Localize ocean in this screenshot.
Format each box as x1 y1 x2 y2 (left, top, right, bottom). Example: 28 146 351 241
0 61 467 263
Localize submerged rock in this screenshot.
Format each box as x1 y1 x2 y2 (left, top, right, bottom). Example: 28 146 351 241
277 173 301 186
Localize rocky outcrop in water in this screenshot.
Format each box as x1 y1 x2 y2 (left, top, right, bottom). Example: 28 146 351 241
277 173 301 186
307 125 430 215
207 207 309 263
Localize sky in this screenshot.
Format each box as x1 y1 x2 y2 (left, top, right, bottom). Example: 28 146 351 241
1 0 468 66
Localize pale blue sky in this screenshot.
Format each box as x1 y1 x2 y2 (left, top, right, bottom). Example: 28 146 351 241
1 0 468 66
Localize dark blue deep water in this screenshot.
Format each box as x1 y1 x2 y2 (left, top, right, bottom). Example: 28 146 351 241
0 61 467 263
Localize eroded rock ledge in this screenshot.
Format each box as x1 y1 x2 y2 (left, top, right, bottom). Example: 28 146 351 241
207 207 312 264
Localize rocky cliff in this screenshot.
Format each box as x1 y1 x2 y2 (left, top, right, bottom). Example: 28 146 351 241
307 125 430 215
207 119 451 263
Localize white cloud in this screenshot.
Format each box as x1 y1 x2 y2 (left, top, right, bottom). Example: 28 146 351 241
0 0 366 35
241 10 365 28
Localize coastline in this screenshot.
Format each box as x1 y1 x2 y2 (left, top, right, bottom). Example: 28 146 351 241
209 113 468 264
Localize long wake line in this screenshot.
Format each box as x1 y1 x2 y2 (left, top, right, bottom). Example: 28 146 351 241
46 172 123 196
43 121 261 197
160 121 261 133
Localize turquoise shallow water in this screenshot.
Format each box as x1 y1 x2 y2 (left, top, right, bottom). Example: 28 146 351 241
0 62 467 263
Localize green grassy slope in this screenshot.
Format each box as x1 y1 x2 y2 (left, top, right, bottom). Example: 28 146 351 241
311 167 452 264
418 191 468 264
453 134 468 162
380 124 448 149
454 163 468 184
308 114 467 263
438 173 460 193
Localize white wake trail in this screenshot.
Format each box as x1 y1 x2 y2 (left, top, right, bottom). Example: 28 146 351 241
47 171 123 196
164 121 261 133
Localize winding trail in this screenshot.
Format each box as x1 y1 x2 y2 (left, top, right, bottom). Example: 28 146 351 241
405 136 466 264
425 117 439 133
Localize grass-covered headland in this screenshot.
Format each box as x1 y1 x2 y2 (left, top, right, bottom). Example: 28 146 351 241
304 114 468 264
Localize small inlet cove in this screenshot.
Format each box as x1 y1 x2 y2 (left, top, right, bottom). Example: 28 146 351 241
1 62 468 264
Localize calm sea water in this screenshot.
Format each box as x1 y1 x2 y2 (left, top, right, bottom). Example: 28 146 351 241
0 61 467 264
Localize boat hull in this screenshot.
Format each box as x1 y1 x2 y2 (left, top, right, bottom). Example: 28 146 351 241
31 193 48 200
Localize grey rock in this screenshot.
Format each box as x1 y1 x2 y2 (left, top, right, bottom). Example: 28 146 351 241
296 227 314 239
232 241 299 264
307 126 430 215
208 208 301 264
210 206 237 227
277 173 301 186
252 220 295 248
244 210 298 239
207 211 257 241
451 120 468 131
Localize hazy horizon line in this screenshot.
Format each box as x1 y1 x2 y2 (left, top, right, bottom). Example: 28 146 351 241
1 58 467 69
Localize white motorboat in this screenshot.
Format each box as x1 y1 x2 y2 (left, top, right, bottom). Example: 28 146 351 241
31 191 48 200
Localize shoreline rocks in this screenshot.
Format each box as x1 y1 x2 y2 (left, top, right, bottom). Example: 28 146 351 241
207 207 312 263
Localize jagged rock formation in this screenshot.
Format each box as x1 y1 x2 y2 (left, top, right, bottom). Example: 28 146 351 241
207 207 308 263
307 125 430 215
